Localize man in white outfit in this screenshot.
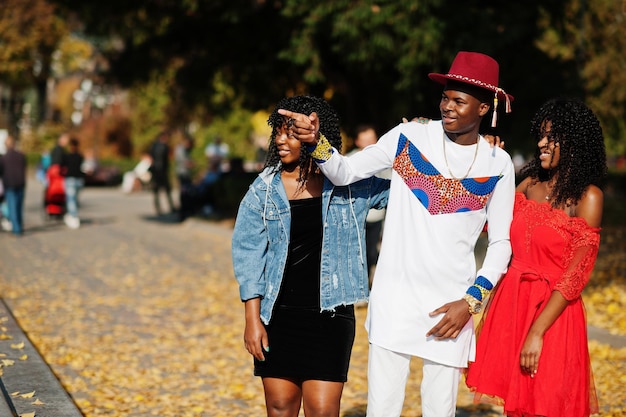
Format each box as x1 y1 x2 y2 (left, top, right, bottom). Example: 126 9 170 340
280 51 516 416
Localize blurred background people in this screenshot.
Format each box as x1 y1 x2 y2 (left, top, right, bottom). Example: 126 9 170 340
347 124 390 287
174 132 196 221
121 151 152 194
204 136 229 171
81 148 98 178
175 132 195 188
0 135 27 236
44 132 69 218
148 130 176 216
50 132 69 166
62 137 85 229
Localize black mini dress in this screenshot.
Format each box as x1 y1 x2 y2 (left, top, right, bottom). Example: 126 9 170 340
254 196 356 382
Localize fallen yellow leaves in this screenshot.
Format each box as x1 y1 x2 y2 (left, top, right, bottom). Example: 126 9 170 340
0 222 623 417
7 388 45 417
12 391 36 399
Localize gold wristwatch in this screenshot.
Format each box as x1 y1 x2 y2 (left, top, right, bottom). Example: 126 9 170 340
463 294 482 315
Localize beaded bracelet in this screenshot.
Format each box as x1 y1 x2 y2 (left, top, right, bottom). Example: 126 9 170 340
307 134 334 162
465 275 493 302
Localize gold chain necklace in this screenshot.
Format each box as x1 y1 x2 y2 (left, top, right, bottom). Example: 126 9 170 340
442 133 480 180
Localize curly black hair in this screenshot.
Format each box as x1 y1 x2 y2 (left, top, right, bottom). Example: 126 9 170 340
520 97 607 207
265 96 342 186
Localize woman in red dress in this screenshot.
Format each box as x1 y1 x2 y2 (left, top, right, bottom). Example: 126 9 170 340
466 97 607 417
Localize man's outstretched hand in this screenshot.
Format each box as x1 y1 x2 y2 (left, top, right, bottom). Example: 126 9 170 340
277 109 319 144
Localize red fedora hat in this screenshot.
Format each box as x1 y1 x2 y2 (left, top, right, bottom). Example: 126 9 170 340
429 51 513 126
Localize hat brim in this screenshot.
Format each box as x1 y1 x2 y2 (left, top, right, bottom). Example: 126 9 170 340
429 73 514 102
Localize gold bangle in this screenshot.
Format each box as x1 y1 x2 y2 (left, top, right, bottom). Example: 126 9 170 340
463 294 483 315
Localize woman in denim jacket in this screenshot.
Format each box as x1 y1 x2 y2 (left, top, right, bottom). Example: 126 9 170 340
232 96 389 417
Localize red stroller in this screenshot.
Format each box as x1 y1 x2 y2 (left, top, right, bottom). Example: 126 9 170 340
44 164 66 217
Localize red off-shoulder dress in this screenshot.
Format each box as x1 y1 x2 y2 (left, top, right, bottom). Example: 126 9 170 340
466 192 600 417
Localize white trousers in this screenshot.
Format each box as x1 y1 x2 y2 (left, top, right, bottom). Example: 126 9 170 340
366 343 462 417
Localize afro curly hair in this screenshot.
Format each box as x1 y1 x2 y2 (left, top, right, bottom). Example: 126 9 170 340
520 97 607 208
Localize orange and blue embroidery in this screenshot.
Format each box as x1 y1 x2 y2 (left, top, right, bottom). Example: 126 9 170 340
393 133 501 215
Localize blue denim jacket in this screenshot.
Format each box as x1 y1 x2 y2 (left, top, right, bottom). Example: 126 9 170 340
232 167 390 324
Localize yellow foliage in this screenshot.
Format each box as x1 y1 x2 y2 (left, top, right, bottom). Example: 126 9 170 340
0 217 624 416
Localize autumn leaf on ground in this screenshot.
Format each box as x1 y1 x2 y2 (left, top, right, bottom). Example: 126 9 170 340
11 341 25 349
19 354 28 360
11 391 19 397
1 209 624 417
20 391 35 398
2 359 15 366
19 412 35 417
31 398 45 405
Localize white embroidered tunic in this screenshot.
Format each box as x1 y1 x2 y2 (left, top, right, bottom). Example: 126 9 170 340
317 121 515 367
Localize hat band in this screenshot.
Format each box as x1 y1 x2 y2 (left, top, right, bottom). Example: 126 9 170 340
444 73 500 93
443 73 513 128
445 73 511 108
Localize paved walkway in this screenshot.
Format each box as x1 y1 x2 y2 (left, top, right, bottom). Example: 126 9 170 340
0 179 240 416
0 177 624 417
0 297 83 417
